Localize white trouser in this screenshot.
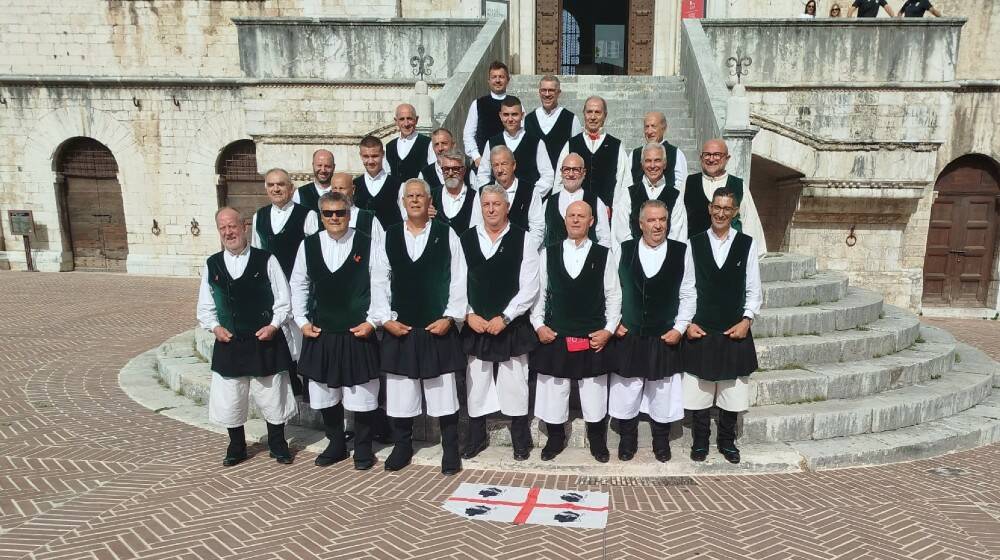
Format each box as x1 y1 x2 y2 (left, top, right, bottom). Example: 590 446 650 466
308 379 380 412
466 355 530 418
281 321 303 362
682 373 750 412
608 372 685 423
208 372 297 428
534 373 608 425
385 372 460 418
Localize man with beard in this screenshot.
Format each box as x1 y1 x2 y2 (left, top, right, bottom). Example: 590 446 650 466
541 152 610 248
384 103 436 181
290 192 382 470
613 143 687 245
488 145 544 244
611 200 695 462
430 148 483 235
353 135 404 228
463 61 510 170
553 96 630 212
419 128 476 190
629 111 688 188
460 185 540 461
371 178 468 475
476 96 554 197
524 75 583 171
530 201 621 463
250 168 319 399
684 187 762 465
196 207 297 466
293 149 336 212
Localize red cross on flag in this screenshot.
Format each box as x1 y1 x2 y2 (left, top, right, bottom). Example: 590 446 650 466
442 483 610 529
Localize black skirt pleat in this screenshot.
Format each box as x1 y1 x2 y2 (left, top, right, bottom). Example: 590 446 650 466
211 332 292 378
380 327 467 380
297 330 381 388
615 333 685 381
528 336 618 380
461 316 539 362
683 332 758 381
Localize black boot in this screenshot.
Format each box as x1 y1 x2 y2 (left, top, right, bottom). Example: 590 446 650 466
439 413 462 476
717 409 741 464
371 408 393 444
384 417 414 472
650 420 672 462
690 408 711 462
223 426 248 466
315 404 349 466
461 416 489 459
540 422 566 461
352 410 376 470
509 415 533 461
586 418 610 463
267 422 293 464
617 417 639 461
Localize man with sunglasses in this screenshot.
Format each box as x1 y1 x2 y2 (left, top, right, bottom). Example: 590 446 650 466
683 139 766 256
629 111 688 189
429 148 483 235
384 103 436 181
476 96 554 197
542 152 610 248
419 128 476 190
330 172 386 244
289 192 382 470
683 187 762 465
613 142 687 245
353 135 404 229
293 149 336 212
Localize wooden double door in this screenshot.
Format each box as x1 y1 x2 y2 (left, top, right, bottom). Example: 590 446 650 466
536 0 655 75
922 156 1000 307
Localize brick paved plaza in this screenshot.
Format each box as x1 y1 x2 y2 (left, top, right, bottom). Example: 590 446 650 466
2 270 1000 560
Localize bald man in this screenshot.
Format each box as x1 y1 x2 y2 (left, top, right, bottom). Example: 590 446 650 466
384 103 436 181
629 111 688 188
553 96 630 211
542 152 611 248
294 149 336 212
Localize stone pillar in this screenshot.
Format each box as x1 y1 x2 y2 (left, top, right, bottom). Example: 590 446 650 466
723 83 756 181
414 80 435 134
653 0 681 76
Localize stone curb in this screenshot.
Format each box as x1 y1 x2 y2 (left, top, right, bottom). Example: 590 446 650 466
762 272 848 309
753 287 883 338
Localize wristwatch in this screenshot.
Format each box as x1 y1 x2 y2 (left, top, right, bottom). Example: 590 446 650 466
501 314 512 325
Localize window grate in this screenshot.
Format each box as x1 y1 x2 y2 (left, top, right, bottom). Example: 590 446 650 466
58 138 118 179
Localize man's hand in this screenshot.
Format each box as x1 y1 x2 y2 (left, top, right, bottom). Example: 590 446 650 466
466 313 489 334
661 329 682 346
473 157 482 168
301 323 322 339
724 318 752 340
428 203 438 219
426 318 453 336
589 329 612 352
349 322 374 339
255 325 278 341
686 323 706 340
486 316 507 335
615 324 628 338
536 325 558 344
384 320 412 337
213 325 233 343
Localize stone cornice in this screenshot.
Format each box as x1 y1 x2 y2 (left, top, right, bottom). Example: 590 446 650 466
800 179 929 200
0 75 445 88
747 82 960 91
751 114 940 152
231 17 487 26
700 17 967 29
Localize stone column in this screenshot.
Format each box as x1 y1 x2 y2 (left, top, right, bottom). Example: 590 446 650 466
653 0 681 76
414 81 436 134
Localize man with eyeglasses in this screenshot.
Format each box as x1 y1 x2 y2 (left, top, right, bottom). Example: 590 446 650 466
429 149 483 235
613 142 687 245
542 152 611 248
463 60 510 170
384 103 436 181
371 178 468 475
488 145 545 244
524 75 583 172
553 96 630 212
289 192 382 470
683 187 762 465
629 111 688 188
251 168 320 400
419 128 476 190
476 96 555 197
353 135 404 228
683 139 766 256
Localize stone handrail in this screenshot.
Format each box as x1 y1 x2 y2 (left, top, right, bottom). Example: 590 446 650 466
679 19 728 149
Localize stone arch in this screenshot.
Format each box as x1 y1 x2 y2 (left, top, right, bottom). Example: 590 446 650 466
183 108 251 224
750 154 806 252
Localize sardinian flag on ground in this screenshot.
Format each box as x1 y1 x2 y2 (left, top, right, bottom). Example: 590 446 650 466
442 483 610 529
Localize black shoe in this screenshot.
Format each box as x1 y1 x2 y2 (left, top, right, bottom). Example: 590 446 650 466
720 446 741 464
617 417 639 462
354 458 376 471
441 464 462 476
315 443 350 467
266 422 293 464
384 446 412 471
513 449 530 461
653 447 671 463
690 448 708 462
224 427 247 466
384 417 414 472
223 449 247 467
591 448 610 463
618 449 635 461
269 451 294 465
316 404 348 466
540 443 565 461
586 419 610 464
462 439 489 460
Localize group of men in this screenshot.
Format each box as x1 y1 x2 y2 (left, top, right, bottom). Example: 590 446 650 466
197 61 763 475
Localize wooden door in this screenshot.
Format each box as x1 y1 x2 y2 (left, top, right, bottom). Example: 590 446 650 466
923 157 1000 306
627 0 655 75
217 140 266 227
536 0 562 74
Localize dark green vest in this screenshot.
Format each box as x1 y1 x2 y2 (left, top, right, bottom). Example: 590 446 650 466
542 191 598 248
353 208 376 238
386 220 453 327
461 226 525 319
684 173 744 238
254 203 311 278
386 134 432 181
567 133 622 208
432 186 477 235
690 230 753 334
626 181 680 241
304 231 372 333
296 183 323 212
543 242 608 338
353 174 403 228
630 141 678 186
619 239 685 336
206 248 274 337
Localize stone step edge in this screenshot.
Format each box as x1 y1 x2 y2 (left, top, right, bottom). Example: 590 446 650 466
761 272 848 309
753 288 883 338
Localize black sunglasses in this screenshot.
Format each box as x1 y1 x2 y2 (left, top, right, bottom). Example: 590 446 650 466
321 209 348 218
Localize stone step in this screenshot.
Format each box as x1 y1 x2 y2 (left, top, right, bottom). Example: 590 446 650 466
755 305 920 369
761 272 848 309
754 288 883 338
759 253 817 282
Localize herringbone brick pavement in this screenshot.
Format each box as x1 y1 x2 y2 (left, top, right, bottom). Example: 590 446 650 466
1 271 1000 559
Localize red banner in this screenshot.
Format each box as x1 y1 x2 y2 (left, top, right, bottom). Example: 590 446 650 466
681 0 705 18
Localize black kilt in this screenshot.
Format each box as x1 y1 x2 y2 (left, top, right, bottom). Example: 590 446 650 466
461 316 538 362
616 332 684 381
298 330 380 389
211 331 293 379
529 336 618 380
684 332 758 381
380 326 467 380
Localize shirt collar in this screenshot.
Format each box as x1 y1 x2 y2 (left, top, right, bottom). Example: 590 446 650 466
490 91 507 100
477 222 511 241
703 172 729 183
443 184 468 198
325 228 354 244
399 130 417 141
563 237 591 251
272 200 295 212
226 243 251 257
640 238 667 252
503 178 519 192
643 175 666 190
709 227 735 242
405 220 430 237
541 105 561 117
503 128 525 141
366 168 387 182
561 187 584 200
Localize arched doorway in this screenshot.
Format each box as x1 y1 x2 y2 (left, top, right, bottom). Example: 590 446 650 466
922 155 1000 307
56 137 128 272
537 0 655 75
217 140 266 225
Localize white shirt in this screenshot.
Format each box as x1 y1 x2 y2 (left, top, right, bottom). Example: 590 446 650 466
476 127 555 195
439 184 485 230
370 221 469 324
553 132 631 205
531 106 584 137
705 227 763 320
383 131 436 177
546 188 611 248
288 229 380 329
611 174 688 245
530 239 622 334
469 224 540 320
196 244 291 332
500 178 545 246
463 91 507 160
291 183 331 205
250 201 320 250
618 238 697 334
349 209 386 247
702 172 767 257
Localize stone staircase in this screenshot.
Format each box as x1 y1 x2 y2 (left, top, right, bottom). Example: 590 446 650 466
506 74 701 174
